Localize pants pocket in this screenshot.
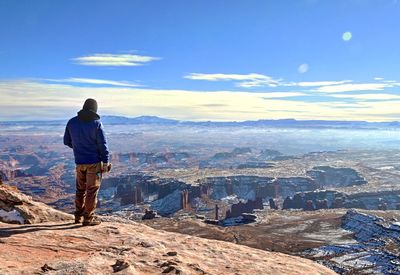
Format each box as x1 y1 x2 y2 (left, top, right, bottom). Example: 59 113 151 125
87 163 102 187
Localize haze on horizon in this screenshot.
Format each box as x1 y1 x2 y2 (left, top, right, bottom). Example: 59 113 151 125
1 0 400 122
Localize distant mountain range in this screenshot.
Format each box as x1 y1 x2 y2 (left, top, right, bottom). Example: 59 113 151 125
1 115 400 129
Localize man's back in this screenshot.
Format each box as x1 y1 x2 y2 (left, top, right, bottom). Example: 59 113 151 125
64 107 109 165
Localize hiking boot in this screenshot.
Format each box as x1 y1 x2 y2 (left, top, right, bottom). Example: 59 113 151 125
74 215 83 224
82 216 102 226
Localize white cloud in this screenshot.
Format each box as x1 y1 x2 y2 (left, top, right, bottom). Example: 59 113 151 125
261 92 305 98
73 53 160 66
184 73 280 88
315 83 394 93
330 93 400 100
45 78 141 87
291 80 352 87
184 72 400 95
0 79 399 122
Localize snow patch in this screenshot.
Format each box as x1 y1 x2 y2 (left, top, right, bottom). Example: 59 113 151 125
305 210 400 274
377 166 394 170
0 209 25 224
151 189 182 216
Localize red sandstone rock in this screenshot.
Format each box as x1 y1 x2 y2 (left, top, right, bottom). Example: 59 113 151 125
0 184 337 275
0 218 337 275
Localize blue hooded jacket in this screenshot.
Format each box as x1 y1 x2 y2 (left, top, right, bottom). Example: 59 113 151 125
63 109 110 165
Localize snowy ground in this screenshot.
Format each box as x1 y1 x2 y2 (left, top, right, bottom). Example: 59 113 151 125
304 210 400 274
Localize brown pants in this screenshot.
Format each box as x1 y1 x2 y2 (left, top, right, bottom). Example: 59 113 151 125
75 162 102 219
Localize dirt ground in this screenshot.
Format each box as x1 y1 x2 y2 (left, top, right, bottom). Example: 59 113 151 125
143 209 357 255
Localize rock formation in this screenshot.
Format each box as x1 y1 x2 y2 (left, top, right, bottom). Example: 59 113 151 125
303 200 315 211
111 151 191 168
269 198 278 210
181 190 190 210
0 218 337 275
282 196 294 210
306 166 367 188
0 184 72 224
102 173 324 216
142 209 158 220
304 210 400 274
203 175 318 201
331 197 344 208
315 199 329 210
0 192 337 275
225 197 263 218
345 190 400 210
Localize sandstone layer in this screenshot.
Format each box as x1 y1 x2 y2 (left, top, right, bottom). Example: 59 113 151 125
0 185 336 274
0 218 336 274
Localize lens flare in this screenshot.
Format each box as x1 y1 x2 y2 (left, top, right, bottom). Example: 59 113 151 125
342 31 352 41
298 63 309 74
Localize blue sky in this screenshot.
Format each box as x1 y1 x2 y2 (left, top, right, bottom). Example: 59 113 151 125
1 0 400 121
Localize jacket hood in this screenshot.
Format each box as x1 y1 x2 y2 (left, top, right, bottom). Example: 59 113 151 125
77 109 100 122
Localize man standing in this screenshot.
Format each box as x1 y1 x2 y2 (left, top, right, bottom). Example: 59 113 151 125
64 98 111 226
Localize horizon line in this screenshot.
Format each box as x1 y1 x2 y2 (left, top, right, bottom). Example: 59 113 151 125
0 114 398 124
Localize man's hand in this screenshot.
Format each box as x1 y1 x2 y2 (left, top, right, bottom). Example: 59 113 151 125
101 162 112 173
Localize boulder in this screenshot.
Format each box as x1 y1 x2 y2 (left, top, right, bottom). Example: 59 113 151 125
142 209 158 220
0 184 72 224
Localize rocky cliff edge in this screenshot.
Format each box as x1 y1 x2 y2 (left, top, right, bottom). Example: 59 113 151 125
0 185 336 274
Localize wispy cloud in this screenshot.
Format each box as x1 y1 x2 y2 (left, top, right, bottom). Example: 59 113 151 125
44 78 141 87
294 80 352 87
1 79 399 122
329 93 400 100
261 92 305 98
315 83 395 93
185 73 357 90
184 73 280 88
73 53 160 66
184 71 400 99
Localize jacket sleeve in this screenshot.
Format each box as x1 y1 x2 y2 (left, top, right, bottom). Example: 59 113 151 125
96 122 110 163
63 124 73 148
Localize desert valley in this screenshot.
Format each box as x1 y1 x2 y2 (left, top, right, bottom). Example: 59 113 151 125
1 116 400 274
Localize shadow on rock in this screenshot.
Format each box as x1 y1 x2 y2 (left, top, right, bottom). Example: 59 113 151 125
0 222 81 238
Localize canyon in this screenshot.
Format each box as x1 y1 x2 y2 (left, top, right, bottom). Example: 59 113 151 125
1 118 400 274
0 185 336 275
